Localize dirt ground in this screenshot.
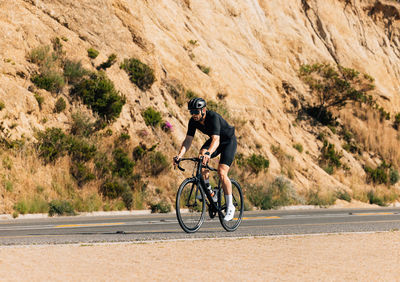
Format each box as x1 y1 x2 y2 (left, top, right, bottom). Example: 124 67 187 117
1 232 400 281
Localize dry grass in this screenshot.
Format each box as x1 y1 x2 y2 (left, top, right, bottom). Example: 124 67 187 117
341 105 400 168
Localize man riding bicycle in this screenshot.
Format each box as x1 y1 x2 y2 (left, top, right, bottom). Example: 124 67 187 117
173 98 237 221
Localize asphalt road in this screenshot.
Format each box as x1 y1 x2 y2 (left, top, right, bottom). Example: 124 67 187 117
1 208 400 245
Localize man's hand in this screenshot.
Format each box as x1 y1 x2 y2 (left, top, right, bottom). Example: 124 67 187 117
202 152 210 166
173 156 180 169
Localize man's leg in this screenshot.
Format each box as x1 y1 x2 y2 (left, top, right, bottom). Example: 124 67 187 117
219 164 235 221
218 164 232 195
200 148 210 182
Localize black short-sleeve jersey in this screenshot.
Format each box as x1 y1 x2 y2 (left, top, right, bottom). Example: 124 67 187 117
186 110 235 143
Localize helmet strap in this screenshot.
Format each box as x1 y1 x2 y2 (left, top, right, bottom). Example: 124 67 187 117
200 108 206 121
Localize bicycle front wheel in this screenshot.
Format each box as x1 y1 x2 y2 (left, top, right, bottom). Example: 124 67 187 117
176 178 206 233
218 179 244 232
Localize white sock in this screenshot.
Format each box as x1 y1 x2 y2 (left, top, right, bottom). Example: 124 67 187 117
225 194 233 207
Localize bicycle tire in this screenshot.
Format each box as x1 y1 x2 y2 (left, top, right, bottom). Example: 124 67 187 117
218 179 244 232
176 178 206 233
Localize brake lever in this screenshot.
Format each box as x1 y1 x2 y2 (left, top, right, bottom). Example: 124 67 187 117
174 157 185 171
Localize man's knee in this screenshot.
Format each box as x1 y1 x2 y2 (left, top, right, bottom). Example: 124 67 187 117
218 165 229 179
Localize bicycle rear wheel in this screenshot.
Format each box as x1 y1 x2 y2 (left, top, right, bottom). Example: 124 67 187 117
176 178 206 233
218 179 244 232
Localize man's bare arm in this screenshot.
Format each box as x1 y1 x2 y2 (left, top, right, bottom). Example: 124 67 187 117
177 135 194 159
206 135 220 155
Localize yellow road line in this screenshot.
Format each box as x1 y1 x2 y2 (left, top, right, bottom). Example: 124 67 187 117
55 222 126 228
353 213 395 216
241 216 280 220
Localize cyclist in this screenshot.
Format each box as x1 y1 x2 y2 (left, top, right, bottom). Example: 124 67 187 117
173 98 237 221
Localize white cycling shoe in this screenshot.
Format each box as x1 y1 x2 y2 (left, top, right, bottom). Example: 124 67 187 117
224 205 235 221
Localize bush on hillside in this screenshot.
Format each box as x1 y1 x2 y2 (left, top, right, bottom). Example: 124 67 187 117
246 154 269 175
299 63 375 124
36 127 70 163
71 72 126 121
120 58 156 91
150 199 171 213
70 162 95 187
31 70 65 93
97 53 117 70
70 112 97 137
319 140 342 174
54 97 66 113
63 60 88 85
48 200 75 216
100 180 126 199
112 148 135 178
146 151 169 176
246 177 300 210
142 107 162 127
87 48 99 59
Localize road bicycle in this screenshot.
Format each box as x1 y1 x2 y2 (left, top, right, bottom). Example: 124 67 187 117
175 157 244 233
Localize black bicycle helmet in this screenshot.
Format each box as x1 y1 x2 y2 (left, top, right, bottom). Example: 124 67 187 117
188 98 206 110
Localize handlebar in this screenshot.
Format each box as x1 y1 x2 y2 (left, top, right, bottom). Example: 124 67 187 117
174 157 217 172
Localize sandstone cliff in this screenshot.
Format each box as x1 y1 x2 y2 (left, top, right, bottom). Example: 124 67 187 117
1 0 400 213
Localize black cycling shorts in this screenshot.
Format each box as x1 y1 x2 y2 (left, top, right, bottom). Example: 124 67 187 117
201 136 237 166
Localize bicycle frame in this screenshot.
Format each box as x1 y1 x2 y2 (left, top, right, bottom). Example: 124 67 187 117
176 157 224 216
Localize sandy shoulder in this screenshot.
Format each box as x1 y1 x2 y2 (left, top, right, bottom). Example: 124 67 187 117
0 232 400 281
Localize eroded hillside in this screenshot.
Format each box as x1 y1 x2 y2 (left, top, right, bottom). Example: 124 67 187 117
1 0 400 214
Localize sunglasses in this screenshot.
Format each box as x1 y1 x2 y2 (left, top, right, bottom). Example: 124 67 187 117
190 109 201 115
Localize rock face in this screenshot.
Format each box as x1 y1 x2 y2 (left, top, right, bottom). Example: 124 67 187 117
1 0 400 203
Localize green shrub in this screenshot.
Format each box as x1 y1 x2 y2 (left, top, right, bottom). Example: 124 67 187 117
70 112 96 137
54 97 66 113
394 113 400 130
246 154 269 175
100 180 126 199
120 58 156 91
186 89 197 100
150 199 171 213
0 100 4 111
122 189 133 210
29 45 51 65
34 93 44 110
336 189 351 202
119 133 130 141
4 180 13 192
94 153 113 178
367 190 386 206
87 48 99 59
299 63 374 112
364 162 390 185
48 200 76 216
133 144 147 161
68 137 97 162
147 151 169 176
71 72 126 121
142 107 162 127
31 70 65 93
97 53 117 70
113 148 135 178
197 64 211 75
63 60 88 84
71 162 95 187
305 188 336 207
319 140 342 171
166 83 186 106
14 201 28 215
73 193 102 212
36 128 70 163
246 177 300 210
390 169 400 185
19 196 49 213
293 143 303 153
